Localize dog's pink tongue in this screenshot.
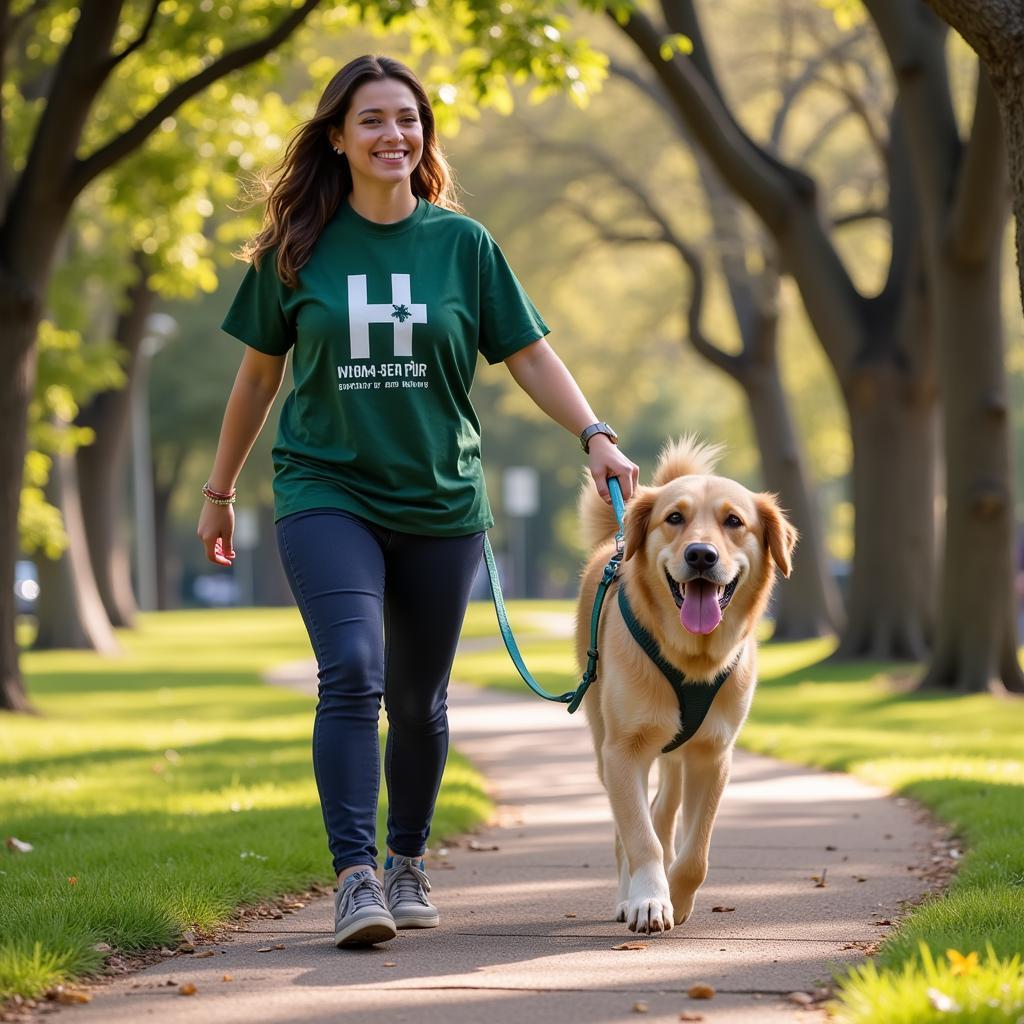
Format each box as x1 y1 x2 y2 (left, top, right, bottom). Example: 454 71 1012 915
681 580 722 635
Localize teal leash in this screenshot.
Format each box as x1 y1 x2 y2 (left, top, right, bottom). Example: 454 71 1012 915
483 476 626 713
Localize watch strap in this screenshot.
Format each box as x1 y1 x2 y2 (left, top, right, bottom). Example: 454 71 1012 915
579 422 618 453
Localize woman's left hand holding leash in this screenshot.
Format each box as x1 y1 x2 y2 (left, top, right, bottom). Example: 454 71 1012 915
588 435 639 504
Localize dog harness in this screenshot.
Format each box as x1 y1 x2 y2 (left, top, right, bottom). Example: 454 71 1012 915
617 584 742 754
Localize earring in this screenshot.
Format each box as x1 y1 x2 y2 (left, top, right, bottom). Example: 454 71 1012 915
332 145 342 155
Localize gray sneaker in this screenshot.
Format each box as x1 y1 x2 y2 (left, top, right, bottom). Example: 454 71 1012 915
383 855 440 928
333 869 397 947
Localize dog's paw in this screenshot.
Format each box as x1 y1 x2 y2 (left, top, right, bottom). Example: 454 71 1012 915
671 894 695 926
615 900 628 923
626 896 674 934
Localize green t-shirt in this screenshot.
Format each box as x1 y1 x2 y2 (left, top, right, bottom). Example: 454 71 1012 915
221 198 549 534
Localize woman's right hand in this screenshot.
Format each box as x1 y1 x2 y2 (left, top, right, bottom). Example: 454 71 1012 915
197 501 235 566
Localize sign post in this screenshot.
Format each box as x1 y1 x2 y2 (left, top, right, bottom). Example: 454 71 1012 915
502 467 539 598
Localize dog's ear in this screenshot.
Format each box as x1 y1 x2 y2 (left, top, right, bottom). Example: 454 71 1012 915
755 494 798 577
623 487 657 561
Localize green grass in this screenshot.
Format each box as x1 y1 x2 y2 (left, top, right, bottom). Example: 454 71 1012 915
0 609 491 1000
452 601 1024 1024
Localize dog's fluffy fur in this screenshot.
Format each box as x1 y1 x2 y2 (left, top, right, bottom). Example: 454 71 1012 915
575 436 797 934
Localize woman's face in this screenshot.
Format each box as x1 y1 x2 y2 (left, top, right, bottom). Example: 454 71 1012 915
330 78 425 192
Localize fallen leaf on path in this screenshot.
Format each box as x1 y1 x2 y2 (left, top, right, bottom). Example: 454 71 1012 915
678 1013 704 1022
222 975 233 982
5 837 33 853
256 947 274 953
853 876 867 883
194 951 216 959
467 839 499 852
710 906 735 913
47 987 91 1005
273 944 285 950
158 948 175 957
687 984 715 1000
383 962 397 968
612 942 648 951
811 868 828 888
178 983 196 996
874 919 892 926
564 913 577 918
787 992 814 1006
632 1001 649 1013
825 844 837 851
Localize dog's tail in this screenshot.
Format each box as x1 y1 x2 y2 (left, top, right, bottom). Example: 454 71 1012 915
652 434 723 485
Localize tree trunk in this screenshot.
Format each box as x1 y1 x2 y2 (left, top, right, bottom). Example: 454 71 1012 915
839 368 937 659
920 248 1023 692
152 438 190 611
0 328 39 713
744 360 843 638
922 0 1024 316
34 449 121 653
77 264 154 628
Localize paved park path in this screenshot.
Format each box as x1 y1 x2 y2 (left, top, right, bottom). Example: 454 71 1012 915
60 639 938 1024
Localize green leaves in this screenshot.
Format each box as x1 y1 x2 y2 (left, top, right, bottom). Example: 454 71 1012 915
659 32 693 62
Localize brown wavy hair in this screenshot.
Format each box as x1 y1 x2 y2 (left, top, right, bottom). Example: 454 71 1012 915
241 55 463 287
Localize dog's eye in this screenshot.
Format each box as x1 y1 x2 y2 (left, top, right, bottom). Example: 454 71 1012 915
724 513 743 528
666 511 684 525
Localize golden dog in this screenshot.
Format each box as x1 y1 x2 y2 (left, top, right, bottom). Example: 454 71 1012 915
576 437 797 934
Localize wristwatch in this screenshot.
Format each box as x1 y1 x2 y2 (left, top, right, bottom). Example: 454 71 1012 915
579 422 619 454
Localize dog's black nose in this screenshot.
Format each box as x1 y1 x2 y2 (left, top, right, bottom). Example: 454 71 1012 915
685 543 719 572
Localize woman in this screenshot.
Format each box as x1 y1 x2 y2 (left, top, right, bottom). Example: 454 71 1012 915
197 54 638 948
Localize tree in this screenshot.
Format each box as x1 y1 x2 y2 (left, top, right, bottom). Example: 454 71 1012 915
864 2 1022 693
610 0 939 659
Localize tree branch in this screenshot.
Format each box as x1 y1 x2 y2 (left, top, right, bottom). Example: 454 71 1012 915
832 205 887 228
921 0 1007 68
769 27 868 152
3 0 125 268
107 0 162 68
547 127 743 378
67 0 321 197
610 2 866 377
613 5 798 235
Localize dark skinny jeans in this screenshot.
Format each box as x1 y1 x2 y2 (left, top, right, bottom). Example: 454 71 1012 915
276 508 483 875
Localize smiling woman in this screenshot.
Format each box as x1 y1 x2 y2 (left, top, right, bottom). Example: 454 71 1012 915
196 53 638 951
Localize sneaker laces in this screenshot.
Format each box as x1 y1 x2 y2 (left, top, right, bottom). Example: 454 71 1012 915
341 870 387 914
385 858 432 906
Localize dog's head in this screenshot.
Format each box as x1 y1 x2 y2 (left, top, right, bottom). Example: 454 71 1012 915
622 440 797 638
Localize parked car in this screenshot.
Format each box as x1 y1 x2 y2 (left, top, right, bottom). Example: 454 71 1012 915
14 560 39 615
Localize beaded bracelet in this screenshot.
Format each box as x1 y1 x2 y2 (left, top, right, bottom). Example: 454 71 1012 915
202 482 236 506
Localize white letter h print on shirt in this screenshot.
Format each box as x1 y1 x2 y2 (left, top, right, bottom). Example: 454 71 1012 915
347 274 427 358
